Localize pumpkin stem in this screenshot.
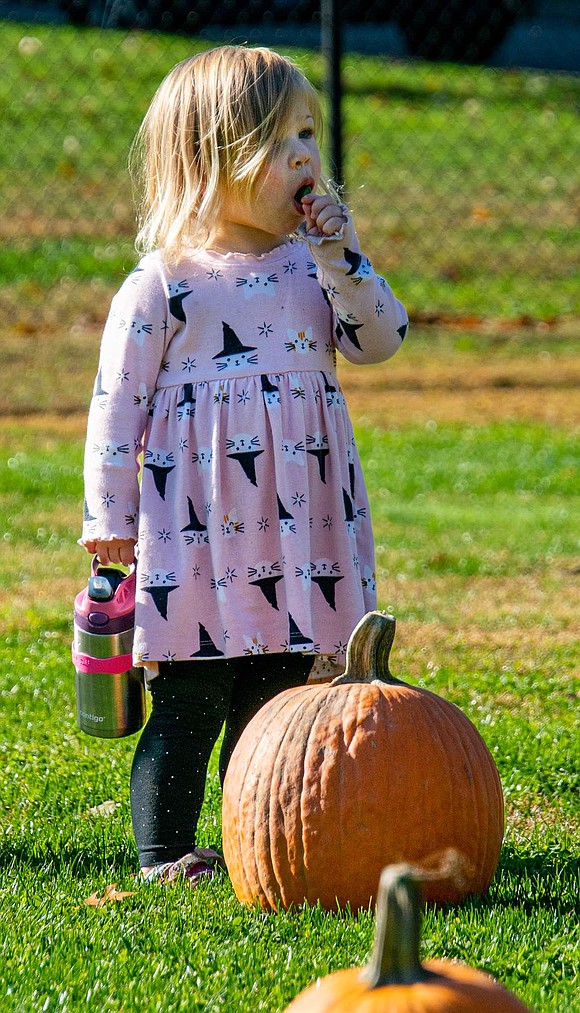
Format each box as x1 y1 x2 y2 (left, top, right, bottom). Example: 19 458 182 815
363 865 432 988
331 611 402 686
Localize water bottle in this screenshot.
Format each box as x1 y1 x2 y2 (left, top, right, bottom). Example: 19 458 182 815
72 558 146 738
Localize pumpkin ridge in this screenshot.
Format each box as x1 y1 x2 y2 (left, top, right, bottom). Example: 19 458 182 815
300 684 351 906
339 682 367 904
426 693 480 896
224 697 265 903
424 692 503 899
273 688 329 906
232 702 272 904
261 687 319 908
224 685 312 905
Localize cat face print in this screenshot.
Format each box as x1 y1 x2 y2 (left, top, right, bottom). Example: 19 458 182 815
362 566 377 593
192 447 213 470
226 434 260 453
221 512 245 537
236 273 278 298
295 562 312 588
243 633 268 654
281 438 306 464
92 441 130 466
133 383 149 410
145 449 174 468
248 560 282 580
141 568 177 587
285 327 317 354
119 317 153 346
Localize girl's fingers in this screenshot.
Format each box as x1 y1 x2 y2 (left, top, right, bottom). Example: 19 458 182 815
302 195 347 236
93 539 136 567
119 542 137 566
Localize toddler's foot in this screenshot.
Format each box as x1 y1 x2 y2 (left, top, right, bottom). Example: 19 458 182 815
140 847 225 886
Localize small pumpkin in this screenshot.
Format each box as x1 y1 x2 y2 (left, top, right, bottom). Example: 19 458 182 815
222 612 504 911
283 864 530 1011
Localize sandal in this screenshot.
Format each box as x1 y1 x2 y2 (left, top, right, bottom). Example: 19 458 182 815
141 847 225 886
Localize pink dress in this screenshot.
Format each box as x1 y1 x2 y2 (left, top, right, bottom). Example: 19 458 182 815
82 218 408 680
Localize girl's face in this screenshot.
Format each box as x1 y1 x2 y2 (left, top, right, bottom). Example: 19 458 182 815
213 98 322 255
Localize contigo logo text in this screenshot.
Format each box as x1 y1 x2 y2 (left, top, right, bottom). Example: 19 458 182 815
80 711 105 722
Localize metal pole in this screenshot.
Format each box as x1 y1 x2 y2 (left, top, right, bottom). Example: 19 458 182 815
321 0 343 190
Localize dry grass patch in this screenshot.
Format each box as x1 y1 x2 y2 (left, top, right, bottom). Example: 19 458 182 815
505 798 580 848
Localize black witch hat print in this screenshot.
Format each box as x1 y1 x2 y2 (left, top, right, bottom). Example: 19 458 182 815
180 496 208 545
277 495 296 535
226 433 264 486
344 247 372 284
141 569 180 620
83 498 98 538
286 614 314 653
213 322 258 371
261 374 280 406
168 280 192 323
321 372 344 408
335 313 363 351
311 559 344 611
177 384 196 420
191 622 224 658
306 433 329 483
83 498 97 526
248 560 284 610
144 449 175 500
347 439 356 498
343 487 356 537
93 368 108 400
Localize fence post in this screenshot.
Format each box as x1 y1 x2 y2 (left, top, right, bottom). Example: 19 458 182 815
320 0 343 190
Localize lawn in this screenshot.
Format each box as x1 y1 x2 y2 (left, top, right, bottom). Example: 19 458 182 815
1 333 578 1009
1 21 579 322
0 18 579 1013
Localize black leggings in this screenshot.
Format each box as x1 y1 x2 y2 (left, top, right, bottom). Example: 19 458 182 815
130 653 313 866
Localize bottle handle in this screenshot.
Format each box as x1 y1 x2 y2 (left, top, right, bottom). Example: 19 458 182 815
91 555 136 577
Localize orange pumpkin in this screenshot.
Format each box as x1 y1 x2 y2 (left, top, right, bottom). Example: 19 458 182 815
222 612 504 910
283 865 530 1011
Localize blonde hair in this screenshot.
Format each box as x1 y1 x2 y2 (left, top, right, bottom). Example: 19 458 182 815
130 45 324 259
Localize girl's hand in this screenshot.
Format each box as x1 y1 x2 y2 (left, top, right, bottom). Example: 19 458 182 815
82 538 136 567
301 192 348 238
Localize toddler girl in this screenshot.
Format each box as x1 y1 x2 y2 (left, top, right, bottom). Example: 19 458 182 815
81 45 408 884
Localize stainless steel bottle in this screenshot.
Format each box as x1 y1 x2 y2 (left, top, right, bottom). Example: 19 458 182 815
72 560 145 738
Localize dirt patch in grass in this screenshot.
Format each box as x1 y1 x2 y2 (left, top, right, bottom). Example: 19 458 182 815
339 350 580 427
506 798 580 845
346 385 580 426
374 570 578 691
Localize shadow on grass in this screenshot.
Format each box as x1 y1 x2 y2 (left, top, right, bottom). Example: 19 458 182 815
1 842 577 915
0 840 138 878
466 845 580 914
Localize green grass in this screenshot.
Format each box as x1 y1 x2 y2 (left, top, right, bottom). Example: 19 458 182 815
2 22 579 319
0 20 578 1012
0 405 578 1010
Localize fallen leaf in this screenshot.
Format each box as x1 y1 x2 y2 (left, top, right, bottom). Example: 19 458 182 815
84 884 136 908
470 205 493 222
87 800 118 817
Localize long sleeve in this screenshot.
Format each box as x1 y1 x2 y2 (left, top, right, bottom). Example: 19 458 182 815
82 253 174 543
303 216 408 365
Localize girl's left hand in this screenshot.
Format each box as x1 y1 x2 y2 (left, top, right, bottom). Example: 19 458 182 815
301 193 348 237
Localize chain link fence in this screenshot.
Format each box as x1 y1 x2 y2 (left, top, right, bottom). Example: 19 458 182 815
1 0 578 370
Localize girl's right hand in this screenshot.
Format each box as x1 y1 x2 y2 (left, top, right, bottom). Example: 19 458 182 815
82 538 136 567
301 192 348 237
